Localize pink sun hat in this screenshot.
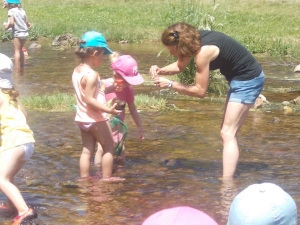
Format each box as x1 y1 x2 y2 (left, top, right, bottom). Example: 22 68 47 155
142 206 219 225
111 55 144 85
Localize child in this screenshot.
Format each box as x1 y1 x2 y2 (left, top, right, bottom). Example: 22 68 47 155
72 31 122 180
3 0 31 71
227 183 297 225
0 53 37 224
94 53 144 166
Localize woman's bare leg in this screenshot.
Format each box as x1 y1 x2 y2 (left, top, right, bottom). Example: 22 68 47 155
221 101 252 179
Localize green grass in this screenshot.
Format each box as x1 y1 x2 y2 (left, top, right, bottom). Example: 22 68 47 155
1 0 300 57
20 92 76 112
19 92 169 112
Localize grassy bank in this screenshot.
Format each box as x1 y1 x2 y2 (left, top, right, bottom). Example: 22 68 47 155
19 92 169 112
1 0 300 57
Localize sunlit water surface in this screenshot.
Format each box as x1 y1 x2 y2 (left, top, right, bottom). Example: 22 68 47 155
0 40 300 225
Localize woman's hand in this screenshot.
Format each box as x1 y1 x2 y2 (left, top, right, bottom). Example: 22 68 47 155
153 76 171 89
149 65 161 79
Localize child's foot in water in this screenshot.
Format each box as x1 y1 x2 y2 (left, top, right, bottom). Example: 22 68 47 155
12 207 37 225
101 177 125 182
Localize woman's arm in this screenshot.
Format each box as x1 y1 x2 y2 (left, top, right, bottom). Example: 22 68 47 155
128 101 144 140
150 57 192 78
153 45 219 98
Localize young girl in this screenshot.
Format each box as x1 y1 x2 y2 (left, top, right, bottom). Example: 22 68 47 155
72 31 122 180
94 53 144 166
0 53 37 224
3 0 31 71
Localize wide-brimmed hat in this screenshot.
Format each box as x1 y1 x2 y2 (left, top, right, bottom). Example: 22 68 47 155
142 206 218 225
80 31 112 55
111 55 144 85
0 53 13 89
227 183 297 225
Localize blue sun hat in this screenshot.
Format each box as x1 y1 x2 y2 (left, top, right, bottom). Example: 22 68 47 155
80 31 112 55
227 183 297 225
6 0 20 4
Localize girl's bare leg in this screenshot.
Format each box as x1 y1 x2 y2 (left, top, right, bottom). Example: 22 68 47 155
94 143 103 166
13 38 26 70
0 147 29 216
221 101 252 179
79 129 96 178
116 146 126 166
90 121 114 179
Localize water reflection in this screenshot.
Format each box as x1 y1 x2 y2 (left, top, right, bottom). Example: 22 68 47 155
0 41 300 224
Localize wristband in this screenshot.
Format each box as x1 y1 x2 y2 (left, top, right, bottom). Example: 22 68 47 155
168 80 173 89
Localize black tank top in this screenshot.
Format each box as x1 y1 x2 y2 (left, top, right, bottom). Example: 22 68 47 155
200 30 262 81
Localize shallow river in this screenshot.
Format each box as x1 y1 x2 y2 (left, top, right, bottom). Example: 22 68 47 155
0 40 300 225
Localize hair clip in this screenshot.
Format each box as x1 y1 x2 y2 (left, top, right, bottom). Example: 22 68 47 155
79 40 86 48
173 31 179 40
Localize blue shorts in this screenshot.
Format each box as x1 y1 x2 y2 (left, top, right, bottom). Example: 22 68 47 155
228 71 265 104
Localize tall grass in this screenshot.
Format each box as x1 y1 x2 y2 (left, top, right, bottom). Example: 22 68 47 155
0 0 299 57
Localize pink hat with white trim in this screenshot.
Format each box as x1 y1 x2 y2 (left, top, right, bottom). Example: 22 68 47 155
111 55 144 85
142 206 218 225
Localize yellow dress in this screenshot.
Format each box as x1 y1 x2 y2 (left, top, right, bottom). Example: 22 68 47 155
0 91 35 152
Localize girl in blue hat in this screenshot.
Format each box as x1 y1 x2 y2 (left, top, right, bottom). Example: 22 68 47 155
72 31 123 180
3 0 31 73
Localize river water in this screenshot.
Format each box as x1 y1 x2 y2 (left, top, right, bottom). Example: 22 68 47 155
0 40 300 225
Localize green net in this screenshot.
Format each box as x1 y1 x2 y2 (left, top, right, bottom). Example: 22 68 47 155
110 116 129 156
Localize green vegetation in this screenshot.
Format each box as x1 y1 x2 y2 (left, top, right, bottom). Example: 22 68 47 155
20 92 76 112
19 92 169 112
1 0 300 57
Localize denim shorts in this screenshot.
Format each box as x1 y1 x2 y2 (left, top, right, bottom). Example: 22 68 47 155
228 71 265 104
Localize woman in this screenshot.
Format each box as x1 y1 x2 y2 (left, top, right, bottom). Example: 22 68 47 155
150 22 264 179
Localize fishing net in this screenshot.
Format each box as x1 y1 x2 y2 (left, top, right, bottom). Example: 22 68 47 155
110 116 128 156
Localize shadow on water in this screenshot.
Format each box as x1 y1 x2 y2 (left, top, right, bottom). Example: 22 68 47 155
1 40 300 224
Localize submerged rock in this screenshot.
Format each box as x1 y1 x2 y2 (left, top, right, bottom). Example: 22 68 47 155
283 106 293 115
29 43 41 49
52 33 79 50
294 64 300 73
254 94 270 108
290 96 300 104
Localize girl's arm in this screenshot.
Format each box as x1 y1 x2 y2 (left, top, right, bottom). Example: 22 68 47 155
18 99 28 118
26 17 31 28
104 84 117 94
128 101 144 140
4 16 14 30
84 71 120 115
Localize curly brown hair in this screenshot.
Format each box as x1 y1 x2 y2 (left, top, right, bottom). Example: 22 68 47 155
1 88 19 104
161 22 201 58
74 41 104 63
